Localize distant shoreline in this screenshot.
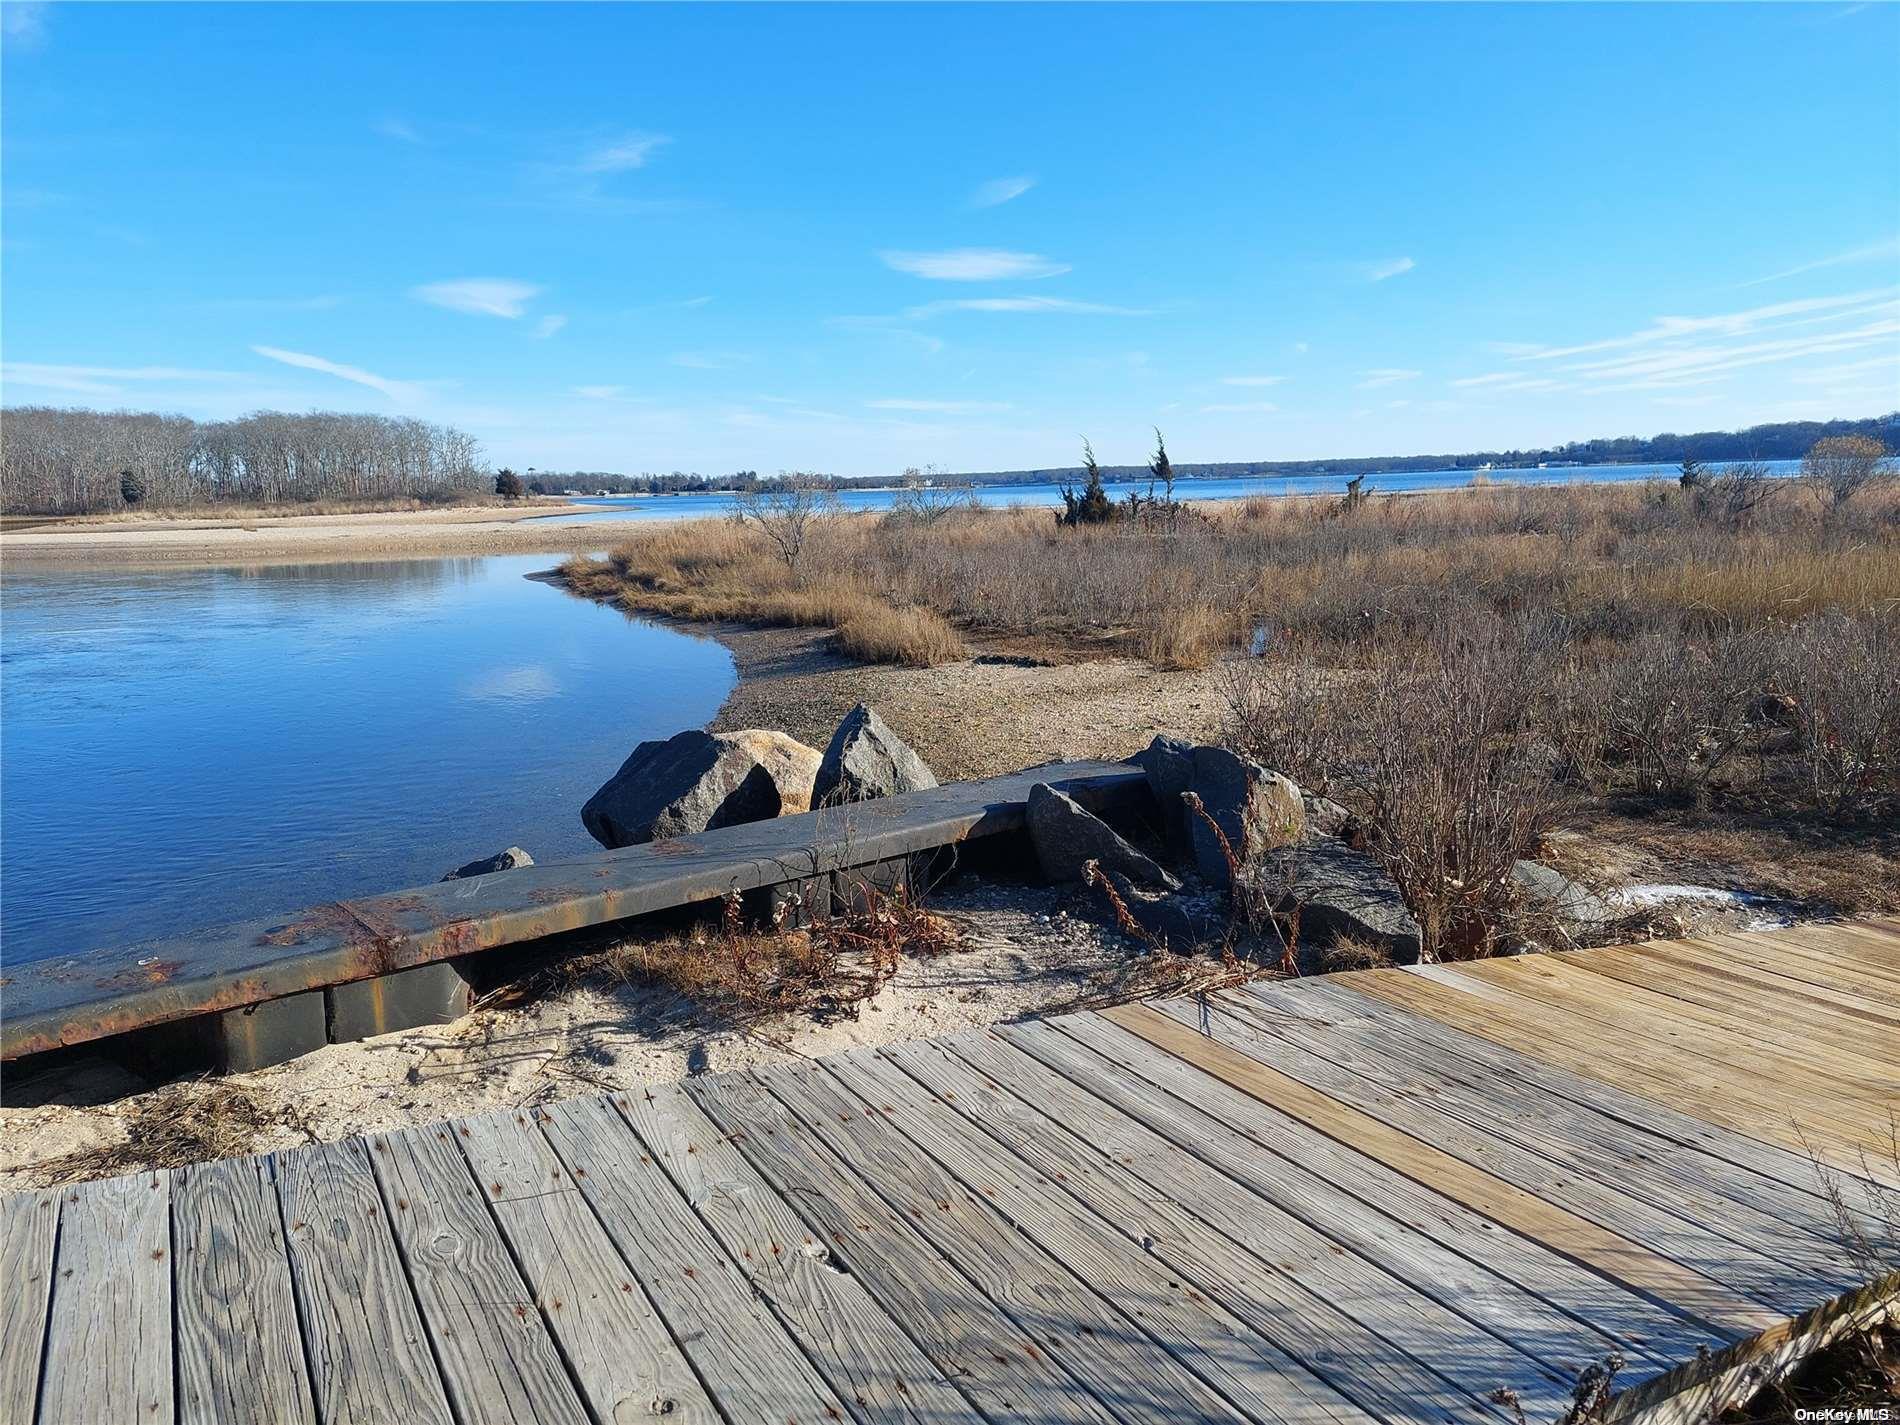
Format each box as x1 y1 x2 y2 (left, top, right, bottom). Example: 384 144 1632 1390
0 500 638 566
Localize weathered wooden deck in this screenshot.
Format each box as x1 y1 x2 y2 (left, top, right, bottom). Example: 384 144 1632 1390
6 921 1897 1424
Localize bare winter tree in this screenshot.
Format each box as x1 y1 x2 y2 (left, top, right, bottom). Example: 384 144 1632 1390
889 464 977 525
732 472 836 572
1802 435 1892 509
0 407 489 513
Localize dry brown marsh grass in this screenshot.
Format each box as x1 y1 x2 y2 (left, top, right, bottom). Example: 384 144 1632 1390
563 479 1900 670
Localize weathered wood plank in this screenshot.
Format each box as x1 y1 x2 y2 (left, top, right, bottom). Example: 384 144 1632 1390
685 1070 1123 1425
1214 984 1865 1294
536 1092 852 1425
1449 955 1897 1101
1628 937 1900 1029
1362 964 1887 1182
275 1138 455 1425
755 1059 1258 1425
616 1080 976 1423
3 762 1146 1060
1097 999 1785 1339
1713 928 1900 1004
38 1171 174 1425
1150 990 1845 1305
1550 946 1899 1065
0 1187 61 1425
1005 1016 1721 1371
365 1126 590 1425
890 1031 1575 1419
174 1155 316 1425
1416 960 1893 1164
1279 978 1869 1234
449 1109 719 1425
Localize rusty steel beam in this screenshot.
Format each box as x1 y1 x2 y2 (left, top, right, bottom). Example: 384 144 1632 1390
1 761 1150 1060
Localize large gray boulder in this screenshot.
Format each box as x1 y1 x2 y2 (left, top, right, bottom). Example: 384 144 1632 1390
1131 735 1196 844
1511 860 1614 938
1273 839 1423 965
441 846 534 880
814 704 938 805
1027 783 1180 892
1185 746 1305 884
582 728 820 848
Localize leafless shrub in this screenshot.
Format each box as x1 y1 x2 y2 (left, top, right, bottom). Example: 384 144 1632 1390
1803 434 1893 510
1777 611 1900 813
1599 625 1772 802
1344 617 1567 960
1692 460 1778 525
886 465 979 526
732 473 837 572
1219 642 1357 797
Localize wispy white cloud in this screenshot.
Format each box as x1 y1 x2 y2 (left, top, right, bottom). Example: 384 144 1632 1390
251 345 423 403
902 296 1150 319
880 248 1069 282
412 278 544 318
373 116 423 144
864 398 1011 414
1220 375 1285 387
1741 236 1900 287
1517 289 1893 362
1357 367 1423 388
970 176 1036 209
576 132 670 174
1 362 244 396
2 3 49 49
1200 401 1280 414
1365 257 1416 282
533 314 568 339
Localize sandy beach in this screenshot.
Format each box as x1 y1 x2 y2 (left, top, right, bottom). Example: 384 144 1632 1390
0 500 645 563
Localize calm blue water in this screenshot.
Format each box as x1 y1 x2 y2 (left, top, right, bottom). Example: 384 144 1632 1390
535 460 1805 524
0 555 735 962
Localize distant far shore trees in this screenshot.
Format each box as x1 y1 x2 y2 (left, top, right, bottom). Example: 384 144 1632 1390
0 407 488 514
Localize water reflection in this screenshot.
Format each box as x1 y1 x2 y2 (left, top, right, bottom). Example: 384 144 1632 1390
0 554 735 962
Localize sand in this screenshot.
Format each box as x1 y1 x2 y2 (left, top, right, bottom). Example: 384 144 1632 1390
0 879 1194 1192
0 501 644 563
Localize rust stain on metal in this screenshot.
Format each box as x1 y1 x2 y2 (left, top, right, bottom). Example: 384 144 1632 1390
93 959 183 991
648 838 700 856
257 902 360 948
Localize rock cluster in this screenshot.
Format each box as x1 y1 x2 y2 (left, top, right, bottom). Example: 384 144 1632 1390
581 708 936 849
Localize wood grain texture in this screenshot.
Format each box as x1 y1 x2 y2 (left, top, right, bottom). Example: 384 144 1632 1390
1208 985 1864 1295
275 1138 454 1425
1098 999 1784 1339
174 1156 316 1425
827 1046 1398 1425
686 1069 1123 1425
891 1031 1560 1420
366 1125 590 1425
450 1108 720 1425
756 1059 1256 1425
1008 1012 1725 1372
0 1187 61 1425
536 1092 850 1425
38 1171 174 1425
617 1080 974 1424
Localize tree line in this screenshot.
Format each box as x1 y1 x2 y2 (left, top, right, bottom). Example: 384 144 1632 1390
1 407 488 514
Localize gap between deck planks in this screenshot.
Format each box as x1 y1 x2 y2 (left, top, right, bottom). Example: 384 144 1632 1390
7 921 1897 1425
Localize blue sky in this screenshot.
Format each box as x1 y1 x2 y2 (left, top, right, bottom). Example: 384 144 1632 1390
3 2 1897 476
